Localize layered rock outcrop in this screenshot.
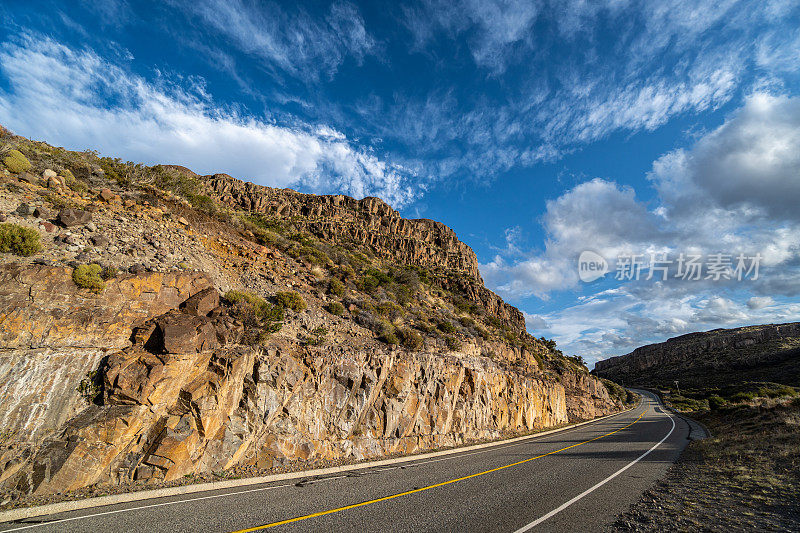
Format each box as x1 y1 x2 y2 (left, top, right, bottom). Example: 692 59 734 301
593 323 800 387
0 265 619 496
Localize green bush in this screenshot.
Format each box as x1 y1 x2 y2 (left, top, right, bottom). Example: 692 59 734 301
289 244 329 265
437 320 457 334
358 268 393 293
72 264 106 293
188 193 216 214
358 274 380 293
365 268 392 285
729 391 757 403
376 300 403 319
397 328 423 350
328 278 345 297
380 326 399 345
3 149 32 173
289 233 315 247
224 290 283 344
757 384 797 399
445 336 461 351
225 291 281 319
485 316 502 329
708 395 727 411
306 326 328 346
326 301 345 316
275 291 307 312
0 223 42 256
392 284 412 305
66 176 89 194
458 316 476 328
415 321 435 334
77 370 102 403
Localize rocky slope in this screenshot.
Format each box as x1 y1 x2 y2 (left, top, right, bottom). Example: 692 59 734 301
593 323 800 388
0 126 622 500
203 171 526 334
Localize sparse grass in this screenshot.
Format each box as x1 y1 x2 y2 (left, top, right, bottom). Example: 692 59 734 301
617 398 800 531
664 382 799 413
376 300 403 320
437 320 457 334
0 223 42 256
306 326 328 346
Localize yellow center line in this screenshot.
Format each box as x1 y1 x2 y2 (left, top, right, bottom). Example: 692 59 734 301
231 409 648 532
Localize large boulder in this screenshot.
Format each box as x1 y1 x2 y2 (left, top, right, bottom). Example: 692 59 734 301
58 208 92 227
180 287 219 317
155 311 218 354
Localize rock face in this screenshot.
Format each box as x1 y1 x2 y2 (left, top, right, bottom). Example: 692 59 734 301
0 264 212 445
593 323 800 387
204 174 527 335
0 134 621 499
0 265 619 496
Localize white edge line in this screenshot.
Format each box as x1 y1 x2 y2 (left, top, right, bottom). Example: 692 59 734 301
514 394 676 532
0 404 639 525
0 482 298 532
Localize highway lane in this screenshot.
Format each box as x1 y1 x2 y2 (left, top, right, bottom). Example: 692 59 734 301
1 391 689 532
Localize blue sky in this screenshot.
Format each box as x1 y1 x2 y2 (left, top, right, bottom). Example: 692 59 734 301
1 0 800 365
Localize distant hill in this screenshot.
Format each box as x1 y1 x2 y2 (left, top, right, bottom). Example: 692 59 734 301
593 323 800 388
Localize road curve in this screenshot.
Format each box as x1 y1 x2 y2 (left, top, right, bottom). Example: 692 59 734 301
1 391 689 533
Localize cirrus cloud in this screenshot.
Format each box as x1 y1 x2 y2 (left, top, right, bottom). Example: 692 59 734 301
0 33 416 207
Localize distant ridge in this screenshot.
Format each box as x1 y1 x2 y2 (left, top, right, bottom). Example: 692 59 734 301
593 322 800 387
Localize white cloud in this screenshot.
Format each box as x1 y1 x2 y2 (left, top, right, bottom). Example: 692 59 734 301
691 296 749 324
176 0 377 82
0 34 415 207
481 178 666 299
747 296 775 310
651 93 800 221
403 0 540 73
523 312 549 331
389 0 799 185
535 286 800 365
482 92 800 362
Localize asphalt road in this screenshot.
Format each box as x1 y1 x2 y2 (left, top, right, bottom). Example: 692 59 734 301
2 391 689 533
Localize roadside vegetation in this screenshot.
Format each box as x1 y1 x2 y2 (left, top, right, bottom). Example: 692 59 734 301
617 384 800 531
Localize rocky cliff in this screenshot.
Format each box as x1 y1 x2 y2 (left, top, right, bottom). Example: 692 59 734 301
0 127 621 500
593 323 800 387
203 172 527 335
